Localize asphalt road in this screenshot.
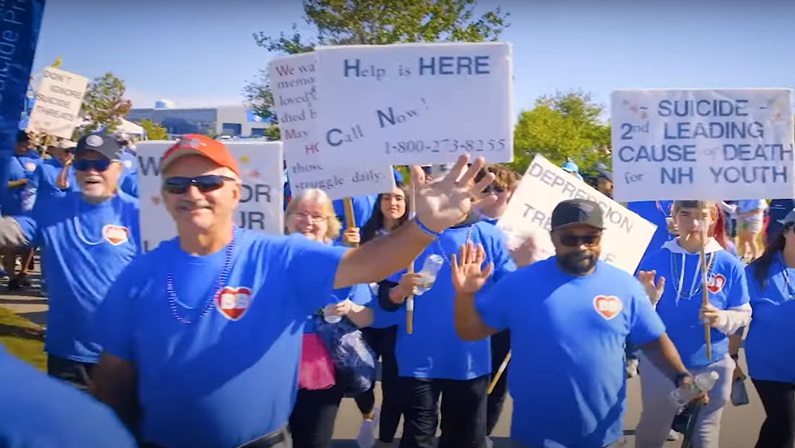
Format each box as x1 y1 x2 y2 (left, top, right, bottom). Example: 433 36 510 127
328 356 763 448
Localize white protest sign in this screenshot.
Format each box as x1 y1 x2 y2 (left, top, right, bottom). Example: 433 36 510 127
136 141 284 252
611 89 795 202
498 154 656 274
268 53 395 200
26 67 89 139
313 42 513 167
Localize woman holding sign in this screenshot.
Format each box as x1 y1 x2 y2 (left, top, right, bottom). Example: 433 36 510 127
635 201 751 448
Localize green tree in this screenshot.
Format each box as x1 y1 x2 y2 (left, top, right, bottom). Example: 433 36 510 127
511 90 611 174
244 0 510 141
76 72 132 137
138 119 169 140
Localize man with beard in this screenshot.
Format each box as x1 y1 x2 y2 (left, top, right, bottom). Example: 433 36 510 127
450 199 699 448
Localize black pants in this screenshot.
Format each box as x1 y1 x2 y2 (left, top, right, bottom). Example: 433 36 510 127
487 330 510 435
398 375 489 448
753 379 795 448
47 355 94 391
289 384 343 448
354 326 402 442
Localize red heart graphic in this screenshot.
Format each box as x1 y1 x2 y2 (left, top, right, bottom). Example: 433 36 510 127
215 287 253 320
102 225 129 246
707 274 726 294
593 295 623 320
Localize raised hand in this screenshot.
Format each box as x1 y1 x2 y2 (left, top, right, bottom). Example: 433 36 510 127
637 270 665 305
410 155 496 233
451 243 494 295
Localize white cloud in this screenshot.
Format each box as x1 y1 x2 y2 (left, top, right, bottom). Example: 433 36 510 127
125 87 247 110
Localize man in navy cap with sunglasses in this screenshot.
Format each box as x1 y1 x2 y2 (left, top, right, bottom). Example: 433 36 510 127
0 133 140 389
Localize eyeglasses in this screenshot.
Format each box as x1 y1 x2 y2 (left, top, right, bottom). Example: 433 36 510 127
558 233 602 248
74 159 112 172
162 175 235 195
484 185 505 194
292 211 328 223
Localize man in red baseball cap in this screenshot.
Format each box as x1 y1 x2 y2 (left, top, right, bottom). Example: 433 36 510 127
93 135 499 448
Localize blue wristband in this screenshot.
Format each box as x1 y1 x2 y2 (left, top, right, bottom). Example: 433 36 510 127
414 217 441 237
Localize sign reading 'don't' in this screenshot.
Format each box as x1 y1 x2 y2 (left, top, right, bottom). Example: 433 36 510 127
313 42 514 168
498 154 656 275
26 67 89 139
611 88 795 202
136 141 284 252
268 52 395 200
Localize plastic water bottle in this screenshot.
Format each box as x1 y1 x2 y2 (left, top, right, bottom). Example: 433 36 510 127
322 305 342 324
414 254 445 296
669 371 720 408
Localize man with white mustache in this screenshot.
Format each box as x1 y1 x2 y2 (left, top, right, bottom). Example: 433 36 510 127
0 133 140 388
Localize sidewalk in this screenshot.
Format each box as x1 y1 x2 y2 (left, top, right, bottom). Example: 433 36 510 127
0 268 47 327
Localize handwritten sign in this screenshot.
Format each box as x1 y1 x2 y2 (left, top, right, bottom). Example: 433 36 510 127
498 154 656 274
136 141 284 252
612 89 795 202
268 53 395 200
26 67 88 139
313 43 513 167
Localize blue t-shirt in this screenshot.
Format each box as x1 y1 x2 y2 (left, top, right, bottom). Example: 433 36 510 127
95 229 347 448
27 158 78 213
17 191 140 362
744 256 795 383
333 194 377 228
1 152 40 216
370 221 515 380
638 246 749 368
766 199 794 238
627 200 672 263
475 258 665 448
0 346 137 448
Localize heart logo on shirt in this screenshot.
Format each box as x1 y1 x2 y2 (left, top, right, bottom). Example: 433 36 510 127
215 287 253 321
24 163 36 172
593 295 623 320
707 274 726 294
102 225 129 246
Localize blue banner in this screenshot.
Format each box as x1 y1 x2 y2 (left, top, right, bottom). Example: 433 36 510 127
0 0 47 155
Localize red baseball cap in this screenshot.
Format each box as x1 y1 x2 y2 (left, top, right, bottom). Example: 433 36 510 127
160 134 240 177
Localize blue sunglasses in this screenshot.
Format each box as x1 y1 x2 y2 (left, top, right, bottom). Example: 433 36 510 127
74 159 112 172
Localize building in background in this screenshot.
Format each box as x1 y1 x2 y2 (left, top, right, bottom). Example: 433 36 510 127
127 100 270 137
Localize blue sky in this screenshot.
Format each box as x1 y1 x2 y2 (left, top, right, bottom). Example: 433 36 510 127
31 0 795 116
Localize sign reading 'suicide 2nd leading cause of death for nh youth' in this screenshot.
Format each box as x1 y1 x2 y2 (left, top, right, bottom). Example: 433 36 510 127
611 89 795 202
313 43 514 167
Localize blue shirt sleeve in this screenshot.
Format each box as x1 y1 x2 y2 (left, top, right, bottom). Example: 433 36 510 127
627 280 666 345
4 157 25 184
474 271 517 332
27 165 43 190
94 261 142 361
285 235 348 314
12 215 38 245
726 260 750 309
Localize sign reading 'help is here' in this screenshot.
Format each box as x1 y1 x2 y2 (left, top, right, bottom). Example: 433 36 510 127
313 42 514 167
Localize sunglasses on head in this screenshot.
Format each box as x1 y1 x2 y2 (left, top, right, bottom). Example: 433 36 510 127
162 175 235 195
558 232 602 248
73 159 112 172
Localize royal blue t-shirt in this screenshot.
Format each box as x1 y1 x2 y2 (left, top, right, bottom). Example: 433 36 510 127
17 191 140 362
0 346 137 448
475 258 665 448
744 256 795 383
638 243 749 368
1 152 40 216
28 158 78 213
333 194 377 228
96 229 347 448
370 221 515 380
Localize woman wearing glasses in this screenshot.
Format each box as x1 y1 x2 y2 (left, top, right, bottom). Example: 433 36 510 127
635 201 751 448
743 210 795 448
284 188 374 448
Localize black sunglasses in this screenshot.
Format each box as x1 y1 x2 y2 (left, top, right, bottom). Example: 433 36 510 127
559 232 602 248
74 159 112 172
484 185 505 194
162 175 236 195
